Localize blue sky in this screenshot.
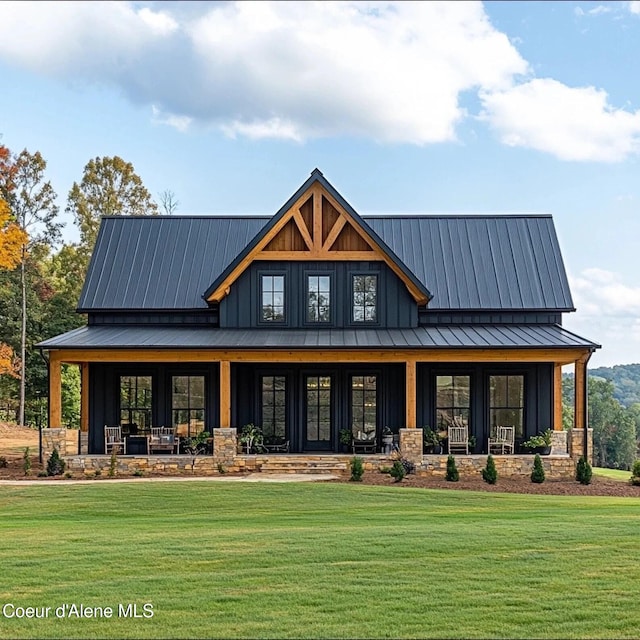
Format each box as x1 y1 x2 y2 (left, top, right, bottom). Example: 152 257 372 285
1 1 639 367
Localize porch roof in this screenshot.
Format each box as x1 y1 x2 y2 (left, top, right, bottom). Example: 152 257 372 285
38 324 599 350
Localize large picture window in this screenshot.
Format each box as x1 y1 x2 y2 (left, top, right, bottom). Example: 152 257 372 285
352 275 377 322
489 375 524 439
172 375 205 438
351 375 377 434
306 376 331 442
261 274 285 322
120 375 152 431
436 375 470 431
261 375 286 442
306 275 331 323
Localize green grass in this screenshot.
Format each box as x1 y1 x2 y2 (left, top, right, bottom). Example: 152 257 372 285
1 482 639 638
593 467 633 481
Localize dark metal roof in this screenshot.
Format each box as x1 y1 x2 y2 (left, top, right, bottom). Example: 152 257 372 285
365 215 573 311
38 324 599 350
78 213 574 312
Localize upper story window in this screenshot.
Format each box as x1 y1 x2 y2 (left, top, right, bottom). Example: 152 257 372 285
261 274 285 322
306 274 331 323
352 274 377 322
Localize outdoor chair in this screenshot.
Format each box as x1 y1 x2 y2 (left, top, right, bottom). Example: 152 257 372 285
104 425 126 455
448 424 469 455
352 430 377 454
148 426 179 454
488 425 515 455
262 438 290 453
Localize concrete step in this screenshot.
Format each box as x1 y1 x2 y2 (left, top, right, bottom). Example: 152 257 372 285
260 461 348 474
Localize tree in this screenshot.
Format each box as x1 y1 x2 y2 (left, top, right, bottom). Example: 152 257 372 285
0 149 61 427
158 189 179 215
0 198 26 270
66 156 158 265
0 342 19 378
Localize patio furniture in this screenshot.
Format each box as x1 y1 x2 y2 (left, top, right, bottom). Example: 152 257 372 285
352 430 377 454
105 425 126 455
262 438 290 453
488 425 515 455
148 426 179 454
448 423 469 455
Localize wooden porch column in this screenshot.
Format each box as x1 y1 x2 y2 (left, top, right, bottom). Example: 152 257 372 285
553 363 563 431
574 354 588 430
220 360 231 428
80 363 89 433
49 354 62 428
405 360 417 428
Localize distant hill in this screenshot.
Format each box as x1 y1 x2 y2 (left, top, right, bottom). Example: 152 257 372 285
588 363 640 408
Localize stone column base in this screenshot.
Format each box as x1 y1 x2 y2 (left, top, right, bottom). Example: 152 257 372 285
213 428 238 467
550 430 567 456
569 428 593 464
399 428 423 465
41 428 79 457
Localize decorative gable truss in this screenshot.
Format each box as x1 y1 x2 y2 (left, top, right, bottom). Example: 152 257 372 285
205 179 430 305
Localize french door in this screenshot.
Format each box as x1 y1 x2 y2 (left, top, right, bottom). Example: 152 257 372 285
304 375 332 451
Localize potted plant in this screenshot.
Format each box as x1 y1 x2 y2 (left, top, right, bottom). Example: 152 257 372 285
522 429 553 455
423 428 443 454
468 434 477 454
239 423 264 454
381 426 394 454
339 428 353 453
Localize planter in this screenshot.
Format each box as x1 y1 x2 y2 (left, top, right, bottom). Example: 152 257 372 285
527 446 551 455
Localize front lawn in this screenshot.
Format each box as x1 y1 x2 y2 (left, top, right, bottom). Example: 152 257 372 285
0 482 638 638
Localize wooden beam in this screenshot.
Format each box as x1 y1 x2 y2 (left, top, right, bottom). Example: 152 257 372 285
254 250 379 261
81 363 89 433
313 186 323 252
322 215 347 251
405 360 417 428
575 355 587 429
292 209 314 251
47 347 592 366
49 355 62 428
220 360 231 428
553 363 563 431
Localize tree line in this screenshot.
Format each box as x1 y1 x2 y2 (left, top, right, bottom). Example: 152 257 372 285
0 142 171 428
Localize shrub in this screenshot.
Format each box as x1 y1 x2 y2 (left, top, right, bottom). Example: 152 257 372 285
482 454 497 484
629 460 640 486
217 463 227 474
108 451 117 478
531 454 545 483
0 456 7 468
350 456 364 482
389 460 406 482
445 455 459 482
133 469 144 477
400 458 415 476
94 469 102 477
576 456 592 485
64 472 73 479
46 448 65 476
379 466 392 474
37 471 48 478
23 447 32 476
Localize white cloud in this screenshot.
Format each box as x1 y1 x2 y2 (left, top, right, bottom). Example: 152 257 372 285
151 106 192 133
587 5 612 15
566 268 640 366
480 79 640 162
0 0 528 145
629 1 640 15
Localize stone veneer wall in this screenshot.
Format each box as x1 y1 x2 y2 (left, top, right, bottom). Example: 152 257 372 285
399 428 423 464
213 428 237 466
550 430 567 456
42 428 79 457
569 428 593 464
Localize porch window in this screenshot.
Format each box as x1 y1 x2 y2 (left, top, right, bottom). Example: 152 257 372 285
351 375 377 434
306 275 331 323
306 376 331 442
172 375 205 438
261 274 285 322
352 275 377 322
120 375 152 431
489 375 524 439
261 375 286 442
436 375 470 431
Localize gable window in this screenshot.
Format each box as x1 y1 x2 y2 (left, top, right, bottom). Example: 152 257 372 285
120 375 152 431
261 274 285 322
306 274 331 323
489 375 524 439
172 375 205 439
352 274 377 322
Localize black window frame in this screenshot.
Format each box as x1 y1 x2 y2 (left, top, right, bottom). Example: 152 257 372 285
258 271 287 325
304 271 333 325
350 273 379 325
118 373 153 431
170 374 207 439
487 372 526 441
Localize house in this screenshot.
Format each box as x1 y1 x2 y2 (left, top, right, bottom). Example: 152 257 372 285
39 169 598 466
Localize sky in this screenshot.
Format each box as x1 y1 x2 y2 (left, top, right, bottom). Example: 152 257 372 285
0 0 639 368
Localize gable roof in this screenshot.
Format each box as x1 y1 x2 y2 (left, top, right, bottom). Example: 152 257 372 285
78 174 574 313
202 169 432 305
